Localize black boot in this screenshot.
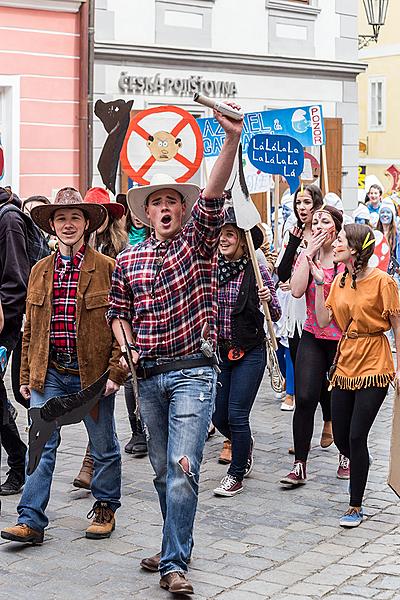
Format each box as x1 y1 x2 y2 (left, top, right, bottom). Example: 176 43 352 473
0 470 24 495
124 431 148 457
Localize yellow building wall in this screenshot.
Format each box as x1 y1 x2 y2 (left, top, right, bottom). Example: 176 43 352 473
358 1 400 194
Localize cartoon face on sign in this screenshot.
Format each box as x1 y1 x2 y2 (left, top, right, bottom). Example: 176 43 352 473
147 131 182 162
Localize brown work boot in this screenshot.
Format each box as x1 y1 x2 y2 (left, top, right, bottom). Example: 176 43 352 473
140 551 161 572
218 439 232 464
160 572 194 595
85 501 115 539
73 446 94 490
1 523 44 544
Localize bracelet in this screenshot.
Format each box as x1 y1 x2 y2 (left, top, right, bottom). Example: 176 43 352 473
121 342 139 354
314 279 325 286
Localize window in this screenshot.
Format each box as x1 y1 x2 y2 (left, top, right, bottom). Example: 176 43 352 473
155 0 213 48
368 77 386 131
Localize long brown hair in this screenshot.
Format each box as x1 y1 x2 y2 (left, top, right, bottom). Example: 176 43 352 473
339 223 375 289
377 216 397 254
95 212 128 259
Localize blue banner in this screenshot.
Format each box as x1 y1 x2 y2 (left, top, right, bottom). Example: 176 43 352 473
197 104 325 158
247 134 304 194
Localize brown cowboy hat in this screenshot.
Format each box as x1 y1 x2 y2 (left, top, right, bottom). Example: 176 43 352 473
31 187 107 236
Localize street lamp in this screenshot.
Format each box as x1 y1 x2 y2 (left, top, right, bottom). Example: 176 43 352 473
359 0 389 49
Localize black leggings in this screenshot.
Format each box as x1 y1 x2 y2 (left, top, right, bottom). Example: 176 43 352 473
293 331 337 462
289 329 332 423
332 385 388 507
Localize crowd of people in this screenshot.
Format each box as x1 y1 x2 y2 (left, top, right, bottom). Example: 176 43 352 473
0 104 399 596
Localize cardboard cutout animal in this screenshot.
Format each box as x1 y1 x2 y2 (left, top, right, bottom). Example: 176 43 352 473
95 98 134 194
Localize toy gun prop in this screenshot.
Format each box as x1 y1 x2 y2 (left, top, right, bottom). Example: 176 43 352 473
27 370 109 475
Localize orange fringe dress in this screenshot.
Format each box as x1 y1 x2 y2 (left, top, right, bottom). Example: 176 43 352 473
326 268 400 390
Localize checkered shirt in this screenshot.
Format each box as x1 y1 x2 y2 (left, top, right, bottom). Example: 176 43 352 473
50 245 85 353
107 194 225 358
218 265 281 341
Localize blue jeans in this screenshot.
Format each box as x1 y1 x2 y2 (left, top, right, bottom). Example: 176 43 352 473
139 355 216 577
213 344 267 480
17 366 121 532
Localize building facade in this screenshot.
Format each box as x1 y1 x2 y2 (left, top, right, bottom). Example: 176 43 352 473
358 0 398 196
93 0 364 212
0 0 88 198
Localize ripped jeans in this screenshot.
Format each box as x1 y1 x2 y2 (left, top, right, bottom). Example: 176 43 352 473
139 354 216 577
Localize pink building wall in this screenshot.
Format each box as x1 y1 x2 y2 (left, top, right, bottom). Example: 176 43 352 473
0 6 81 198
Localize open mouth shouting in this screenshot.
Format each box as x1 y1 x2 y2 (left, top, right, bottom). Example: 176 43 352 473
161 214 172 226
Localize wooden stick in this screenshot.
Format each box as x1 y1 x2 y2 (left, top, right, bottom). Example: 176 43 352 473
266 188 271 227
321 145 329 194
273 174 280 251
245 230 278 351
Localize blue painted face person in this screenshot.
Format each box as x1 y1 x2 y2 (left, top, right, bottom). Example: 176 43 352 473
282 203 292 222
379 207 393 226
355 216 370 225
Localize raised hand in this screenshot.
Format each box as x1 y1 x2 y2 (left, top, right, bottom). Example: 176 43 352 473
291 226 304 239
213 102 243 138
306 255 325 284
305 230 327 259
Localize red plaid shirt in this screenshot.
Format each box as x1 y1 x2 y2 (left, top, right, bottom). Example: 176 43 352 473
50 245 85 353
107 194 224 358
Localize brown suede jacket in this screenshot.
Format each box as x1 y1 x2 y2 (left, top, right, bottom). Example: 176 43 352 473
20 245 126 393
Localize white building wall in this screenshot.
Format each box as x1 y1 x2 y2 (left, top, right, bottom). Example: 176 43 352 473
93 0 364 209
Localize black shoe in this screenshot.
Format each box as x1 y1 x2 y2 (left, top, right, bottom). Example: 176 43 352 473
0 471 24 496
124 432 148 457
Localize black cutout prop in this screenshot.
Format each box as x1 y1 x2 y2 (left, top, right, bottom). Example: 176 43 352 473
95 99 134 194
27 370 109 476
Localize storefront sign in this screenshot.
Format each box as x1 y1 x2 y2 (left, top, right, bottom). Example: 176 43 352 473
197 104 326 158
118 72 237 97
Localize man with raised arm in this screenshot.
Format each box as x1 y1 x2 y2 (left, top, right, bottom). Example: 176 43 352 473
108 104 243 596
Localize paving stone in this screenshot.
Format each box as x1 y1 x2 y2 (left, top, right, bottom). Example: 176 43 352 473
236 579 286 596
371 575 400 590
285 582 335 596
1 372 400 599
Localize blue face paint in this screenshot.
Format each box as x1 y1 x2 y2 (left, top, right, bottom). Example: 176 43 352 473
379 207 393 225
282 204 292 221
355 217 369 225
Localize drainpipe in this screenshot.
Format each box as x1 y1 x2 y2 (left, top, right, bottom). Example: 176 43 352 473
79 0 94 193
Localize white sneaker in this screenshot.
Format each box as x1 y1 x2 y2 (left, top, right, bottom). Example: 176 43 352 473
280 401 294 411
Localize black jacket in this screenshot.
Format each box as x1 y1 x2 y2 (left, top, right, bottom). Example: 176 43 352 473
0 205 30 344
231 262 266 352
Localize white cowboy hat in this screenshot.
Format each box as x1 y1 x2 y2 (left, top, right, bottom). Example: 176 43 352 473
127 174 200 226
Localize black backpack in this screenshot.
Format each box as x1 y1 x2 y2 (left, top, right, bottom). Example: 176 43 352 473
0 203 51 269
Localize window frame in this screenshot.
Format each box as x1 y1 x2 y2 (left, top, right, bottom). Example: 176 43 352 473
368 76 386 132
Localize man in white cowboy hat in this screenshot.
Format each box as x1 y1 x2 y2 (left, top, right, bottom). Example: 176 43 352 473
108 105 243 595
1 187 126 545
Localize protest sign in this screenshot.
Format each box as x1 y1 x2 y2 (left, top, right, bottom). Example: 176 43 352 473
247 134 304 194
197 104 325 158
121 105 203 185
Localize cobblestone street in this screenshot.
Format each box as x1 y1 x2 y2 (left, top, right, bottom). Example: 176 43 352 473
0 372 400 600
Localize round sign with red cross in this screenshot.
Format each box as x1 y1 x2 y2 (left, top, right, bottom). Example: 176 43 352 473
120 105 204 185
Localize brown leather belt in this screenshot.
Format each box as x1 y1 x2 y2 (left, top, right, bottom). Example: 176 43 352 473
50 360 80 375
345 330 384 339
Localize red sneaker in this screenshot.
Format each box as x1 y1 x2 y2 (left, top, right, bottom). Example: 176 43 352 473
280 461 307 486
337 454 350 479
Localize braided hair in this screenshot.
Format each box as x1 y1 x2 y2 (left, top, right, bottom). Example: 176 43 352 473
339 224 375 289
